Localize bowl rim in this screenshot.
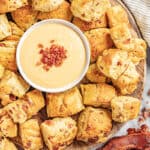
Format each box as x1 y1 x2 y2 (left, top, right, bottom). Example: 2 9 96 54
16 19 90 93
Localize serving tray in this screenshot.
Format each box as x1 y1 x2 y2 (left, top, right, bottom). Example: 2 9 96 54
9 0 146 149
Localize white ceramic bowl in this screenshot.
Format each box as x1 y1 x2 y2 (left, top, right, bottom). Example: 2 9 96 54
16 19 90 93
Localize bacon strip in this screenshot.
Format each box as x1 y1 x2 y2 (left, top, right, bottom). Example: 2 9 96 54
99 126 150 150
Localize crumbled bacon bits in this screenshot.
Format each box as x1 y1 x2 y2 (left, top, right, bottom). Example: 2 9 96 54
138 107 150 124
9 94 16 101
36 42 67 71
127 124 150 135
123 38 131 44
0 43 5 47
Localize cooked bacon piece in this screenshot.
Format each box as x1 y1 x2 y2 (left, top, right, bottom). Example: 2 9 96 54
100 125 150 150
101 133 150 150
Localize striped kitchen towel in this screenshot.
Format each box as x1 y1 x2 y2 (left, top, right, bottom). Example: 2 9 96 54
122 0 150 46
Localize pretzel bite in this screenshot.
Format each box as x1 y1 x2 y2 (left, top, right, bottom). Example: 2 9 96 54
110 23 132 43
86 64 107 83
0 14 11 41
46 87 84 117
37 1 72 21
4 100 29 123
0 138 17 150
111 96 141 122
0 20 23 72
0 0 28 13
0 94 16 106
85 28 114 62
72 15 107 31
20 119 43 150
41 117 77 150
0 70 29 106
3 21 23 43
77 107 112 143
0 40 18 48
107 5 129 27
4 90 45 123
0 45 17 71
32 0 64 12
4 35 20 41
80 83 116 108
112 62 139 95
114 38 146 64
0 109 17 137
110 23 146 64
71 0 111 22
97 49 130 80
9 21 24 37
24 90 45 118
128 38 146 64
11 5 38 31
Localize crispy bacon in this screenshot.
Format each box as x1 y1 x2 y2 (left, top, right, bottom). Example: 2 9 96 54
99 125 150 150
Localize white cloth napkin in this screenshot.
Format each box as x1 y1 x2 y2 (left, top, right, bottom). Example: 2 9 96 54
122 0 150 46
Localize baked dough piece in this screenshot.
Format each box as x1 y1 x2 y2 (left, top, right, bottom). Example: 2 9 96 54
0 138 17 150
85 28 114 62
0 109 17 137
4 90 45 123
0 0 28 13
4 35 20 41
114 38 146 64
0 40 18 48
41 117 77 150
107 5 129 27
86 64 107 83
4 100 29 123
2 34 20 67
80 84 116 108
71 0 111 22
24 90 45 118
37 1 72 21
72 15 107 31
3 22 23 43
128 39 146 64
111 96 141 122
112 62 139 95
20 119 43 150
110 23 146 64
0 22 22 54
110 23 132 43
32 0 64 12
11 5 38 31
46 87 84 117
0 14 11 41
0 45 16 71
9 21 24 37
109 23 146 64
0 94 17 106
97 49 130 80
77 107 112 143
0 70 29 106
